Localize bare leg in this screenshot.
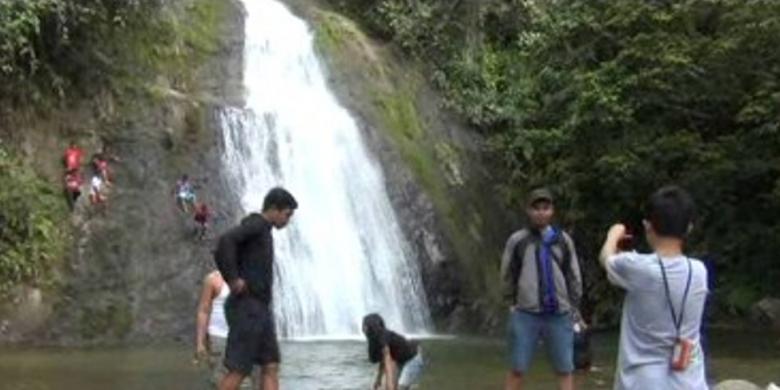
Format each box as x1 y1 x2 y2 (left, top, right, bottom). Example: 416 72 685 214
558 373 574 390
219 370 247 390
99 196 108 216
260 363 279 390
258 363 279 390
505 371 523 390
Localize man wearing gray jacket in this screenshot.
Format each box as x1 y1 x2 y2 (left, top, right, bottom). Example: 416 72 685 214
500 188 583 390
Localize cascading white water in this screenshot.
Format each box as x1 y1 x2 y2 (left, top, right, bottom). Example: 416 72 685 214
218 0 431 338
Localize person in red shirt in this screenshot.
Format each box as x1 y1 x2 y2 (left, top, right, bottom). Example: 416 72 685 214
194 202 213 241
63 142 84 174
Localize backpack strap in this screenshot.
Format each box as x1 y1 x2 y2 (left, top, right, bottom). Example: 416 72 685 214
550 234 572 280
510 230 567 293
509 232 534 304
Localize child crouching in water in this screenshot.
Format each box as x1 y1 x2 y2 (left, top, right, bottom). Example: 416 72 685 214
363 313 425 390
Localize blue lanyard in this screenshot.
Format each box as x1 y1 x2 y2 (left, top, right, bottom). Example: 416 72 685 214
658 256 692 339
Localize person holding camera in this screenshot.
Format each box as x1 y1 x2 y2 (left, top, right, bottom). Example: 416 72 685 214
599 186 709 389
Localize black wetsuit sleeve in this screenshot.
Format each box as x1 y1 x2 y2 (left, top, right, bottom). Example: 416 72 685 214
214 219 264 285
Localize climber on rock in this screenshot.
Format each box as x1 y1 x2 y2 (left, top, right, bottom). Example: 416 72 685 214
63 141 84 174
174 174 197 213
194 201 214 241
89 173 108 213
64 170 84 210
92 146 120 185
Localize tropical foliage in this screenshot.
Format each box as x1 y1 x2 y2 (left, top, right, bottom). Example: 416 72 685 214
332 0 780 321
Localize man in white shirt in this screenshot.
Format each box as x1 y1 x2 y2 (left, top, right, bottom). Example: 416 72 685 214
599 186 709 390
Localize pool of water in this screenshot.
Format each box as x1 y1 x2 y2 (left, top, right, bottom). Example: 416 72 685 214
1 330 778 389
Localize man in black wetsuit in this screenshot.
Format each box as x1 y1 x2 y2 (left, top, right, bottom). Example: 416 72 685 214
215 187 298 390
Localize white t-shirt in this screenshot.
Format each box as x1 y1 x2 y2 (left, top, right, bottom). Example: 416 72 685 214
208 282 230 339
606 252 709 390
90 176 103 194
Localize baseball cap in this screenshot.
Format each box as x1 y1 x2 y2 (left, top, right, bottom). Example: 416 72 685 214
527 188 554 206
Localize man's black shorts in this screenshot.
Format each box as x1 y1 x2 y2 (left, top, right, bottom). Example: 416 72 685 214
223 293 280 375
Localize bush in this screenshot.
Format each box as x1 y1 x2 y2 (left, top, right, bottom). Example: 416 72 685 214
477 1 780 319
0 0 167 103
0 144 68 295
330 0 780 322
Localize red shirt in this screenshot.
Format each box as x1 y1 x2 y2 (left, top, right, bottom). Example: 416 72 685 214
194 205 210 223
64 147 83 171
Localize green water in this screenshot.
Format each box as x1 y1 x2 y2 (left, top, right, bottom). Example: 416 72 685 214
1 330 778 389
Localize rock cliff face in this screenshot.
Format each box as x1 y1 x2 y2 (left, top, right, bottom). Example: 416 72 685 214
0 0 246 344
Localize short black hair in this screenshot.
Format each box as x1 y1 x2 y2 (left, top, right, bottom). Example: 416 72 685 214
645 185 695 239
262 187 298 212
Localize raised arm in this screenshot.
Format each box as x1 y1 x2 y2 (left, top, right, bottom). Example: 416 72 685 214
599 224 627 269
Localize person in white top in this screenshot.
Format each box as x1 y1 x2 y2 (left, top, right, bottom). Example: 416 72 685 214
89 175 106 204
599 186 709 390
196 271 254 389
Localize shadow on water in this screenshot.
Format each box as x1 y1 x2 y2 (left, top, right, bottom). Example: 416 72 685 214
0 330 778 389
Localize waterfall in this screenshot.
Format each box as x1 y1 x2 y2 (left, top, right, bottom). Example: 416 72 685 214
218 0 431 338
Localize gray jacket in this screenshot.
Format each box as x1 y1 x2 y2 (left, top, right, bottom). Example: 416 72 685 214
499 228 583 317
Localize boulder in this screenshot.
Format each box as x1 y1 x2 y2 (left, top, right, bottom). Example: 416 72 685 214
750 297 780 330
713 380 761 390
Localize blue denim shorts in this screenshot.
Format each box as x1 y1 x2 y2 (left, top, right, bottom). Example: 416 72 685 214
507 309 574 374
